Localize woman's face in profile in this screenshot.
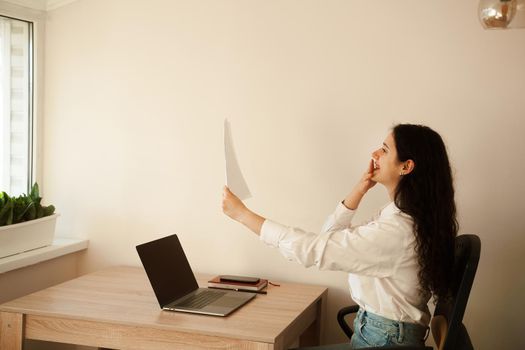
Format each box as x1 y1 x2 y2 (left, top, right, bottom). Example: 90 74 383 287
371 133 404 189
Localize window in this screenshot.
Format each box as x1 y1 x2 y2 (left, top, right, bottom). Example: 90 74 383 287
0 15 33 196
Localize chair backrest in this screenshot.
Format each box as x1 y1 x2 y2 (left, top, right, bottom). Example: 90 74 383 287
433 234 480 350
430 315 447 350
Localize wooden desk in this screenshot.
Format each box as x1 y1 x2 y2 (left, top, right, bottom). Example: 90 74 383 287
0 266 327 349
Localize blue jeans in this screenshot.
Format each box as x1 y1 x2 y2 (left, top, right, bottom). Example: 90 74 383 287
350 309 428 348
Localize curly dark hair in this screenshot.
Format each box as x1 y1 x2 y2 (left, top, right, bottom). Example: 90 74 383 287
392 124 458 303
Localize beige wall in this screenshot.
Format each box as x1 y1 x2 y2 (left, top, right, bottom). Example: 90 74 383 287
42 0 525 348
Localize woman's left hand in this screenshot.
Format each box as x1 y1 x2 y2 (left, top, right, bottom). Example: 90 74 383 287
222 186 248 222
222 186 266 235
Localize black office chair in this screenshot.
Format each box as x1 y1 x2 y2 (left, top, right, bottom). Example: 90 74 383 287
293 234 480 350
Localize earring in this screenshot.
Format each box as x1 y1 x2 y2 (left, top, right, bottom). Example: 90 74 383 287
400 172 405 176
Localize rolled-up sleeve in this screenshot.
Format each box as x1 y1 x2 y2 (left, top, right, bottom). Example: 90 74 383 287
321 202 356 232
259 204 410 278
261 219 335 269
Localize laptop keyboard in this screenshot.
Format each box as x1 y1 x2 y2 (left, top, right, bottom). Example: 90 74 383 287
177 290 226 309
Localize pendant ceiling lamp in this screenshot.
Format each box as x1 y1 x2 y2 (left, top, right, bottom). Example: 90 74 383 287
479 0 525 29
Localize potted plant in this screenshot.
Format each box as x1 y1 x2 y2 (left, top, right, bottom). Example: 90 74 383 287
0 183 58 259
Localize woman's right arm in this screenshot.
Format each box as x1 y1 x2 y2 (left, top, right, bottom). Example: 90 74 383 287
343 158 377 210
321 159 377 233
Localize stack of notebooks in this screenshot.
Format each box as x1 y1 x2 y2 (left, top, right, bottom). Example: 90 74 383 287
208 275 268 293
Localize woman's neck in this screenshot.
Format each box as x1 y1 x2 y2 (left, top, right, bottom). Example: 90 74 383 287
387 186 396 201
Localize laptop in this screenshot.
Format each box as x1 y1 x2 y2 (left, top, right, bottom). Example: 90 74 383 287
136 234 256 316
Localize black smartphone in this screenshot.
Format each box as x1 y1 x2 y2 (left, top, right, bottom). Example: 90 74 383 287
219 275 260 284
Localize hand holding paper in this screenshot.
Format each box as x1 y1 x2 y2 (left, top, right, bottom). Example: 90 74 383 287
222 186 265 235
222 119 264 235
222 186 248 222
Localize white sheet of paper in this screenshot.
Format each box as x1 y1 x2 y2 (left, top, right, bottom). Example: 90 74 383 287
224 119 252 200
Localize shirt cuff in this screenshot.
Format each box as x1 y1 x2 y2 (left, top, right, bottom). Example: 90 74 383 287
335 201 356 219
260 219 289 248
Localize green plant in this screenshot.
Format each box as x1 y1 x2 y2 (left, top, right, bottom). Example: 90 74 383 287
0 183 55 227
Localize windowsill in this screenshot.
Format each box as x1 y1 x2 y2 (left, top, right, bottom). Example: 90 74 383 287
0 238 89 274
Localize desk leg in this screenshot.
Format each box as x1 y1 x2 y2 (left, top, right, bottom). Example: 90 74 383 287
299 292 326 347
0 311 23 350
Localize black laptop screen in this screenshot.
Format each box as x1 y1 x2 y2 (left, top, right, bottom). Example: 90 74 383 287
136 234 199 308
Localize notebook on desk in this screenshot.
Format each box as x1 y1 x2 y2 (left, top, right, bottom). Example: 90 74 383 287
136 234 256 316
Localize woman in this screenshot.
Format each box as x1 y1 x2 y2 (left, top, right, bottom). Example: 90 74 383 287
222 124 457 348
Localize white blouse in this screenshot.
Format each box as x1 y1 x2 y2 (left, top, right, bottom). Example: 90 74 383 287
260 201 431 326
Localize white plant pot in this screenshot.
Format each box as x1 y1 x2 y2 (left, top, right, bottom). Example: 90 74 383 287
0 214 59 259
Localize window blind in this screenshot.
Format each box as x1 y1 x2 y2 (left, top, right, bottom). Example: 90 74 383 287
0 16 31 196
